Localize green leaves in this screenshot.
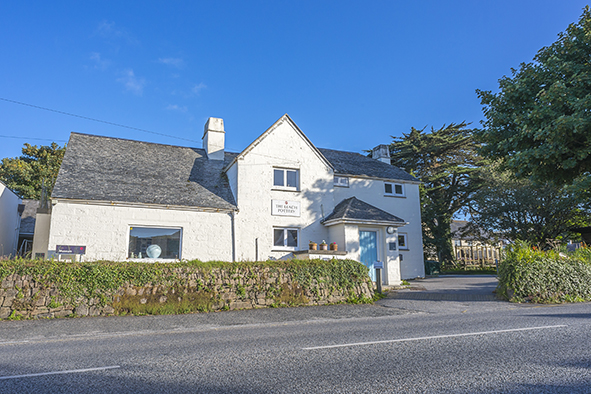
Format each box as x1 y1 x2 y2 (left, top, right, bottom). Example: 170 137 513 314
0 142 66 199
389 123 486 265
478 6 591 187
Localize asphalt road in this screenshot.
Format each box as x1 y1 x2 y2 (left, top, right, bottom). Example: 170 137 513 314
1 276 590 393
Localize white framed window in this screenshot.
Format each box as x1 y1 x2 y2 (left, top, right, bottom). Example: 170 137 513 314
384 182 405 197
398 233 409 250
334 176 349 187
273 227 299 250
273 168 299 190
128 226 182 259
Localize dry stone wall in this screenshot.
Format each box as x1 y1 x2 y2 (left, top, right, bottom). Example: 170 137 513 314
0 266 374 320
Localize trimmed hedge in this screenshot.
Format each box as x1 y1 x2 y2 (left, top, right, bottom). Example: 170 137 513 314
497 243 591 303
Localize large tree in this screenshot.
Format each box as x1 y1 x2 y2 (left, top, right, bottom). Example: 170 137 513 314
0 142 66 199
467 163 591 246
477 7 591 189
389 123 485 266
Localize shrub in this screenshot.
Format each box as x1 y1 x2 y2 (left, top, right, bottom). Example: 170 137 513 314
497 242 591 303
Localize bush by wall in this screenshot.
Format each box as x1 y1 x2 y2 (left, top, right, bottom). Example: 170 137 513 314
497 243 591 303
0 258 374 319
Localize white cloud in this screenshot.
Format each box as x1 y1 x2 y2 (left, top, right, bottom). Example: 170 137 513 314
158 58 185 68
90 52 111 70
95 20 138 44
165 104 188 113
192 83 207 94
117 69 146 96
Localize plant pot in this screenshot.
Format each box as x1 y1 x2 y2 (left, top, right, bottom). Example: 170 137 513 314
330 244 338 251
309 243 317 250
319 244 328 250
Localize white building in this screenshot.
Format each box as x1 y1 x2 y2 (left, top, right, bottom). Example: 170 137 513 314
0 181 23 258
38 115 425 283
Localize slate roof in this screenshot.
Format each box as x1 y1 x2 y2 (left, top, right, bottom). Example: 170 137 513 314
323 197 406 224
19 199 39 234
52 133 237 210
318 148 417 182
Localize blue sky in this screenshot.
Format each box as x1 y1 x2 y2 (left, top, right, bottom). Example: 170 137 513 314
0 1 588 160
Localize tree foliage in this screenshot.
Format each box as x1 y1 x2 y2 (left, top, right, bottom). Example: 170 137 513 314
389 122 485 266
477 6 591 187
0 142 66 199
467 163 591 246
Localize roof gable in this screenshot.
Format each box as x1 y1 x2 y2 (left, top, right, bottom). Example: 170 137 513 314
224 114 333 171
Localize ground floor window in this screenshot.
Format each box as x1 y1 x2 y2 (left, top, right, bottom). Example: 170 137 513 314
273 228 299 250
128 226 182 259
398 233 408 250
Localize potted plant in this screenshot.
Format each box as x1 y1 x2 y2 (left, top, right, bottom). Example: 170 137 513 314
319 240 328 250
309 241 317 250
330 242 338 251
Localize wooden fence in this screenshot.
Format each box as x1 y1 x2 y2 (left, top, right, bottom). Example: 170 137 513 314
453 244 501 269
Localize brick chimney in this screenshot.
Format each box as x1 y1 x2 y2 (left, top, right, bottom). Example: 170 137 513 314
202 117 225 160
371 144 391 164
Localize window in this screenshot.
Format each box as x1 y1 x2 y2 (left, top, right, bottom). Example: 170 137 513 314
273 228 299 250
128 226 181 259
384 182 405 197
273 168 299 190
398 233 408 250
334 176 349 187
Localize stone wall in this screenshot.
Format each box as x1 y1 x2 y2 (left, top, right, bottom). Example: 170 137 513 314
0 267 374 320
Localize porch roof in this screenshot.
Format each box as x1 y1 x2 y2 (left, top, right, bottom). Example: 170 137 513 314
322 197 407 227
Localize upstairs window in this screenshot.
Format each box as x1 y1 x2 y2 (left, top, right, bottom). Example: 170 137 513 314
273 228 299 250
384 182 405 197
273 168 299 190
334 176 349 187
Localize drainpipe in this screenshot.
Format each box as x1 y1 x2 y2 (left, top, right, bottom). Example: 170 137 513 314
229 211 236 262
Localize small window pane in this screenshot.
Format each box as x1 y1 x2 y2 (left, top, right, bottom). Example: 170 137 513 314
129 227 181 259
274 229 284 246
286 170 297 188
395 184 403 194
398 235 406 248
286 230 298 247
385 183 393 194
274 169 284 186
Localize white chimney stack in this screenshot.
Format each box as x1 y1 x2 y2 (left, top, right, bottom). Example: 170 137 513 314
202 117 225 160
371 144 391 164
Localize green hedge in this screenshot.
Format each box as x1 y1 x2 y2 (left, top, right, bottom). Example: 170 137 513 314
497 243 591 303
0 258 372 307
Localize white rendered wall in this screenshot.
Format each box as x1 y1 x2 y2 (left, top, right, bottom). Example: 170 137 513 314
48 201 233 261
334 179 425 279
232 118 335 261
0 183 21 257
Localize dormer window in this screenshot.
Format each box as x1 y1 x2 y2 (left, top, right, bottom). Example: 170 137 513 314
384 182 405 197
273 168 299 191
334 176 349 187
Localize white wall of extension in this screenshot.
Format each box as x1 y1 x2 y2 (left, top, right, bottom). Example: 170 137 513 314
47 201 233 262
333 179 424 279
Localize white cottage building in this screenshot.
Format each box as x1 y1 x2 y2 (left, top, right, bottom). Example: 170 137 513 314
39 115 425 283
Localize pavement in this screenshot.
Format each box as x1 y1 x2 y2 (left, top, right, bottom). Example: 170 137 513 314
389 274 499 301
378 274 508 315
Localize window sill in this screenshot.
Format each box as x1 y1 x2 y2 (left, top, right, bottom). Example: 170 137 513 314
272 187 300 192
384 194 406 198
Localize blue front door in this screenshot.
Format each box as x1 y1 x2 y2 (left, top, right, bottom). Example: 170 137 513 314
359 230 378 281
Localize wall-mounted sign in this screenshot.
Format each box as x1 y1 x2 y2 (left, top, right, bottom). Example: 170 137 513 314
271 200 301 217
374 261 384 269
56 245 86 255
